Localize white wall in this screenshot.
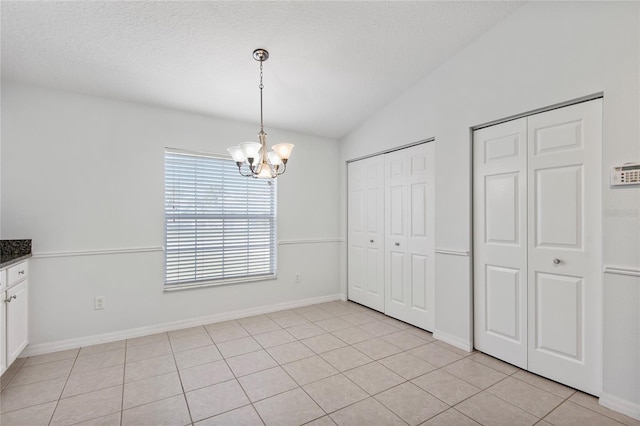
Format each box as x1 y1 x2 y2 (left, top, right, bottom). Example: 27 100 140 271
1 82 342 346
340 1 640 415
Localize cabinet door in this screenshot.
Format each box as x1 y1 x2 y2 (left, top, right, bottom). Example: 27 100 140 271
0 290 6 375
7 280 28 366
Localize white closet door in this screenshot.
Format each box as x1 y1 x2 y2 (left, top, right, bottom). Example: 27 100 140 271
473 99 602 395
384 143 435 331
473 118 528 369
348 156 385 312
527 99 602 395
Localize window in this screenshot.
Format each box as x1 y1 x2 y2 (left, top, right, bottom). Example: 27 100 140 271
164 149 277 289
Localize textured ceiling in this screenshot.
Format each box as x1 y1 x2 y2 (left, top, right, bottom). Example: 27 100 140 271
1 1 522 139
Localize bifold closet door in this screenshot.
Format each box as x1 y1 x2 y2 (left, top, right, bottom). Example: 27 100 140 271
474 99 602 395
347 155 385 312
384 143 435 331
473 118 528 369
526 100 602 395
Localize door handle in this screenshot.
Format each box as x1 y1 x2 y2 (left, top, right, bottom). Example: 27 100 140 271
395 242 400 246
4 295 17 303
370 239 374 243
553 258 561 265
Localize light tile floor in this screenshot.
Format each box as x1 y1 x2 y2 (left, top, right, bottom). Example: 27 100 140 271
1 300 639 426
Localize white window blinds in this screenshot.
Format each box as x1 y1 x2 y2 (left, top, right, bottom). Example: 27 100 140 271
164 149 277 288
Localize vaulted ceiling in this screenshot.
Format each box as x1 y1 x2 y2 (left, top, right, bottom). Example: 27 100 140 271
1 1 522 139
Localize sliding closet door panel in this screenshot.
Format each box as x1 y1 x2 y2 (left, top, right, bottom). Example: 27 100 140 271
473 118 528 369
527 99 602 395
348 156 385 312
384 143 435 331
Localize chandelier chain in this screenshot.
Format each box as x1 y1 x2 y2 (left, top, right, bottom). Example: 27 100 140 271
259 59 264 131
259 60 264 90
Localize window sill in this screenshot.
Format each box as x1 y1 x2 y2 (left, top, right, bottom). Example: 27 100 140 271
163 274 277 292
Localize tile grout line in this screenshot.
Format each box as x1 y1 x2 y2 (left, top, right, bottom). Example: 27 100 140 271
215 321 268 426
236 302 455 423
191 305 383 423
538 394 578 426
239 314 333 424
167 332 195 426
120 342 127 426
450 368 533 420
540 397 628 426
269 352 329 425
47 349 81 426
566 397 635 425
367 375 429 425
490 373 576 420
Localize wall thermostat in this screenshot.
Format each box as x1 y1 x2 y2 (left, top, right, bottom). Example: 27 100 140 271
611 163 640 186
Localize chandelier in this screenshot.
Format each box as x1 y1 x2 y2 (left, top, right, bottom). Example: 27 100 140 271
227 49 294 179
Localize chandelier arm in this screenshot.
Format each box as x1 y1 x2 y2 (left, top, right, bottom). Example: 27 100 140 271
236 163 254 177
250 162 259 174
241 171 254 178
276 162 287 176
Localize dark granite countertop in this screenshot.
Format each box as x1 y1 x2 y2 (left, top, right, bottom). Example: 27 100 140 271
1 239 32 269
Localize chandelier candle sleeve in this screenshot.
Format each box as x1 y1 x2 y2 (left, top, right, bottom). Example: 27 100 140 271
227 48 294 179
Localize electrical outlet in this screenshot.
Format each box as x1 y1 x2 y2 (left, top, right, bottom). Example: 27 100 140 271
295 273 301 283
94 296 105 310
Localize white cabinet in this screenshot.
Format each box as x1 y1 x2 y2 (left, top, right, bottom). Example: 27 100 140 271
0 260 29 375
6 280 28 366
0 287 5 374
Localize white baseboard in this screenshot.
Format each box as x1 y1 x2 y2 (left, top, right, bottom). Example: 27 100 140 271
433 330 473 352
599 392 640 420
22 293 345 357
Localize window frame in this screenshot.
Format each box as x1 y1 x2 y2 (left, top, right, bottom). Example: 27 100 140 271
163 147 278 291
